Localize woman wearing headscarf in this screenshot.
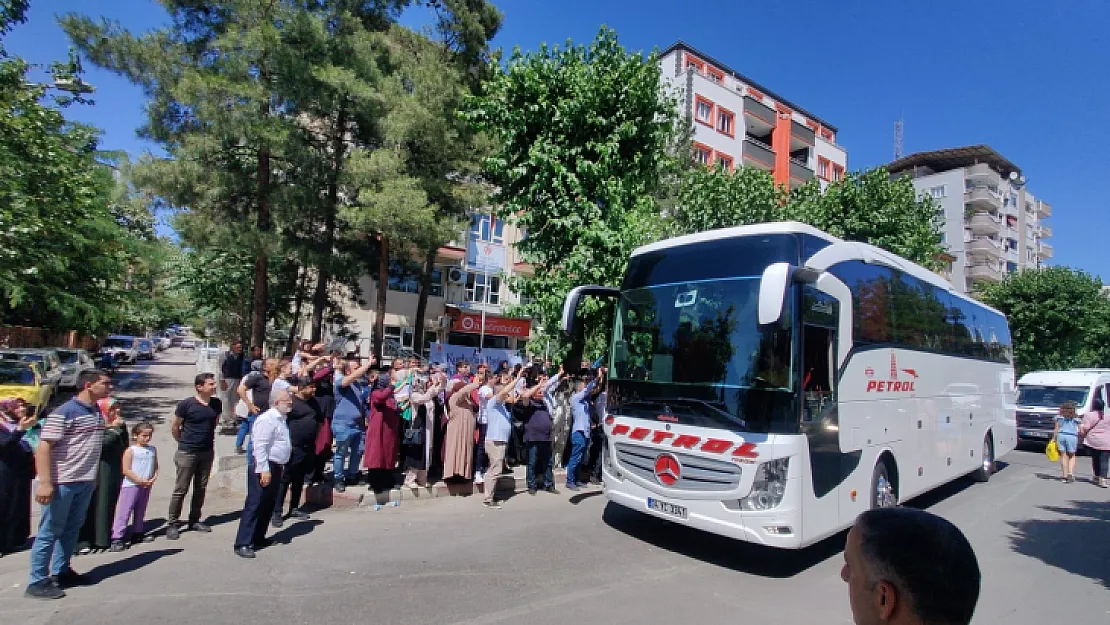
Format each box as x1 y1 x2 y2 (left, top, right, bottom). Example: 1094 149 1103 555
401 363 445 488
0 398 36 555
443 375 482 480
77 397 128 553
363 372 401 492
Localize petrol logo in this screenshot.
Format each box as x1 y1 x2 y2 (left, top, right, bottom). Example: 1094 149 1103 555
865 352 918 393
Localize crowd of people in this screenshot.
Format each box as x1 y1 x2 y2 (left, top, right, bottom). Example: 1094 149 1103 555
0 341 615 598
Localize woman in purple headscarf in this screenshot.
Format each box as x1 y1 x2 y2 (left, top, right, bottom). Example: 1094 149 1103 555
0 397 37 556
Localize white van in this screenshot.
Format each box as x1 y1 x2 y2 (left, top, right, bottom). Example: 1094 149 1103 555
1015 369 1110 442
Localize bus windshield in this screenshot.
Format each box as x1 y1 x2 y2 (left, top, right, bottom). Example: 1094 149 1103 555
1016 385 1090 408
610 277 795 433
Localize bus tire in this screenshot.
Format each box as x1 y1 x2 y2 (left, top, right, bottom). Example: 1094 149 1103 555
870 460 897 509
973 433 994 483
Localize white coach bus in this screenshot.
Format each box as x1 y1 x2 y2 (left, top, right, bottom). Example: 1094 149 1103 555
562 222 1016 549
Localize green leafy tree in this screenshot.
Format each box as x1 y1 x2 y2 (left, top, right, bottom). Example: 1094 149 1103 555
463 27 677 366
979 267 1110 375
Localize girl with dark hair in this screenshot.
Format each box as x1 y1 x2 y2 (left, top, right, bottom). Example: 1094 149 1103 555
1052 401 1082 483
1080 391 1110 488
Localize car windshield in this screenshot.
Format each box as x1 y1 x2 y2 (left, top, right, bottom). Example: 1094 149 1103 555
1017 385 1090 408
103 338 132 348
139 340 152 348
57 350 78 364
0 367 34 385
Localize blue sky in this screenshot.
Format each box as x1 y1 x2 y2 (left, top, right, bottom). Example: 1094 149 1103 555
7 1 1108 278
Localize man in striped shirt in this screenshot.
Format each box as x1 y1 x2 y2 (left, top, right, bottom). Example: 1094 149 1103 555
25 370 113 600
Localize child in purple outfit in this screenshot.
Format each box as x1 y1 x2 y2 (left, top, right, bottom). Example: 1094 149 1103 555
110 423 159 551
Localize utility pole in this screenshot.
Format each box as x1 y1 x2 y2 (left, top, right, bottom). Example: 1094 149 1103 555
894 117 904 160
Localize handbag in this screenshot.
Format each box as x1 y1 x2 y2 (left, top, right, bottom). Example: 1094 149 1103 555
403 419 425 446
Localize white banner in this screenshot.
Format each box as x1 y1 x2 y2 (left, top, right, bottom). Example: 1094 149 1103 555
428 341 521 367
468 241 506 272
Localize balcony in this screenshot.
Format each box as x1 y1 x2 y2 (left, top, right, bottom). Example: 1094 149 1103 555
1038 201 1053 217
965 186 1002 211
966 162 1001 187
968 211 1002 235
789 158 814 183
743 95 776 134
742 136 775 171
790 120 815 151
967 236 1002 259
1039 224 1053 238
1039 242 1054 258
967 263 1003 283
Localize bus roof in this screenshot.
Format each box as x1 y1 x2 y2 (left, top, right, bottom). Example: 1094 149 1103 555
631 221 838 257
629 221 1006 318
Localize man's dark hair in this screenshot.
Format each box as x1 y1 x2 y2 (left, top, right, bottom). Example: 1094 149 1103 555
455 360 469 371
194 372 215 388
78 369 109 390
231 340 242 347
856 508 980 625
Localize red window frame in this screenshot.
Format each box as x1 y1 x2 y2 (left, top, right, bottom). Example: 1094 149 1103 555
716 107 736 138
706 67 725 83
820 128 835 143
832 164 844 182
685 53 706 74
715 152 734 171
694 95 716 127
817 157 831 181
747 86 765 101
693 142 713 165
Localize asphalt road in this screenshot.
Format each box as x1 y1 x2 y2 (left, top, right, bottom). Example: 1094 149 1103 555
1 350 1107 624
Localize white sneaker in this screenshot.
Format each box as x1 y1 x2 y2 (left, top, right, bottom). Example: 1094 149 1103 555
474 471 484 485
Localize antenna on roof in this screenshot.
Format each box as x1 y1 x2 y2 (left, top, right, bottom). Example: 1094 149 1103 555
894 117 904 160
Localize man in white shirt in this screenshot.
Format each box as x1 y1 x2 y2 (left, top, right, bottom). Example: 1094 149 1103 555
233 388 293 559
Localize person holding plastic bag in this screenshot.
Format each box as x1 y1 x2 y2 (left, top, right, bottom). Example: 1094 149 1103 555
0 398 37 556
1080 393 1110 488
1051 401 1082 482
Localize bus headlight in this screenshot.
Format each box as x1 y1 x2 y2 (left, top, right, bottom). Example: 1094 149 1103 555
739 458 790 511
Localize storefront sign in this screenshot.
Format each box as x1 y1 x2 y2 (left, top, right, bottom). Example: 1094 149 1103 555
450 312 531 338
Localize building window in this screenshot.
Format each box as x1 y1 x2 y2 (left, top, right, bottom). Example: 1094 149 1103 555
716 108 735 137
693 142 712 165
469 213 504 244
715 152 733 171
387 260 444 296
817 157 830 180
384 325 414 349
820 128 835 143
695 95 714 126
927 185 947 199
831 164 844 182
706 68 724 83
465 272 501 305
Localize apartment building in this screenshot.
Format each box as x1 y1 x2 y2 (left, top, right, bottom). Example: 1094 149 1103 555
336 212 534 358
659 41 848 189
888 145 1053 293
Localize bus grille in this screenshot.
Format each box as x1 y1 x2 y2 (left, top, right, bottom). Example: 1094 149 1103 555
614 443 742 491
1016 412 1055 430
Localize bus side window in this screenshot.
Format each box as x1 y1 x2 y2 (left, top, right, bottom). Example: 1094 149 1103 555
802 286 838 424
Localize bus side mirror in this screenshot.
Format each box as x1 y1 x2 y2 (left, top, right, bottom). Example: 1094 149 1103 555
759 263 792 325
759 263 820 325
561 285 620 337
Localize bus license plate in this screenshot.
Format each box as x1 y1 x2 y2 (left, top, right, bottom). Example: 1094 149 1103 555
647 498 688 520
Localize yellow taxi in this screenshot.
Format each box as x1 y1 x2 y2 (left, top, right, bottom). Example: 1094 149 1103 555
0 361 51 418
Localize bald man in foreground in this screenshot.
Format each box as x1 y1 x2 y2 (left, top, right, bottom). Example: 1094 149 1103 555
233 388 293 559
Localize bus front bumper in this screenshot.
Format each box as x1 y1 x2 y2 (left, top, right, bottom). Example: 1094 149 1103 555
602 465 805 549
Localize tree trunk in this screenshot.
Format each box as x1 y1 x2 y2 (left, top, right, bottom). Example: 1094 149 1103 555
310 107 347 342
285 266 309 356
251 146 271 349
411 245 438 360
372 234 389 363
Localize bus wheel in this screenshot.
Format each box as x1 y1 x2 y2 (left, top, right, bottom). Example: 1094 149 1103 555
974 434 994 483
871 461 897 509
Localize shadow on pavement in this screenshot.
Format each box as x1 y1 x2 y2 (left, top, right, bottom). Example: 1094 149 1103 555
270 519 322 546
1008 499 1110 589
86 548 183 583
569 491 603 505
204 509 243 528
601 502 846 578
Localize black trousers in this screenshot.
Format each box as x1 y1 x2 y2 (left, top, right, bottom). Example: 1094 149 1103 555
1091 447 1110 478
276 448 313 516
585 428 606 482
235 461 283 549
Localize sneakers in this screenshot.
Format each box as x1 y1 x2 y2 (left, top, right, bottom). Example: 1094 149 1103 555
474 471 485 485
335 480 346 493
288 509 310 520
483 499 503 509
527 488 537 496
271 514 284 528
565 482 579 491
235 447 246 455
109 540 126 553
53 568 91 588
25 580 65 600
132 533 155 545
166 525 181 540
544 486 560 494
190 522 212 533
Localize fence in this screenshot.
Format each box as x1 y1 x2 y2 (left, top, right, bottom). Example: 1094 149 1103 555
0 326 99 352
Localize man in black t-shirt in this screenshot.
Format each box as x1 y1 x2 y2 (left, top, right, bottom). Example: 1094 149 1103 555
167 372 223 540
273 381 321 528
236 358 277 455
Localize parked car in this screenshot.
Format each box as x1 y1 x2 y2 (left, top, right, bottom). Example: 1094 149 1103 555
137 338 156 360
157 337 170 351
99 335 140 365
0 362 51 417
0 348 63 394
55 348 96 389
170 335 184 347
181 339 196 350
